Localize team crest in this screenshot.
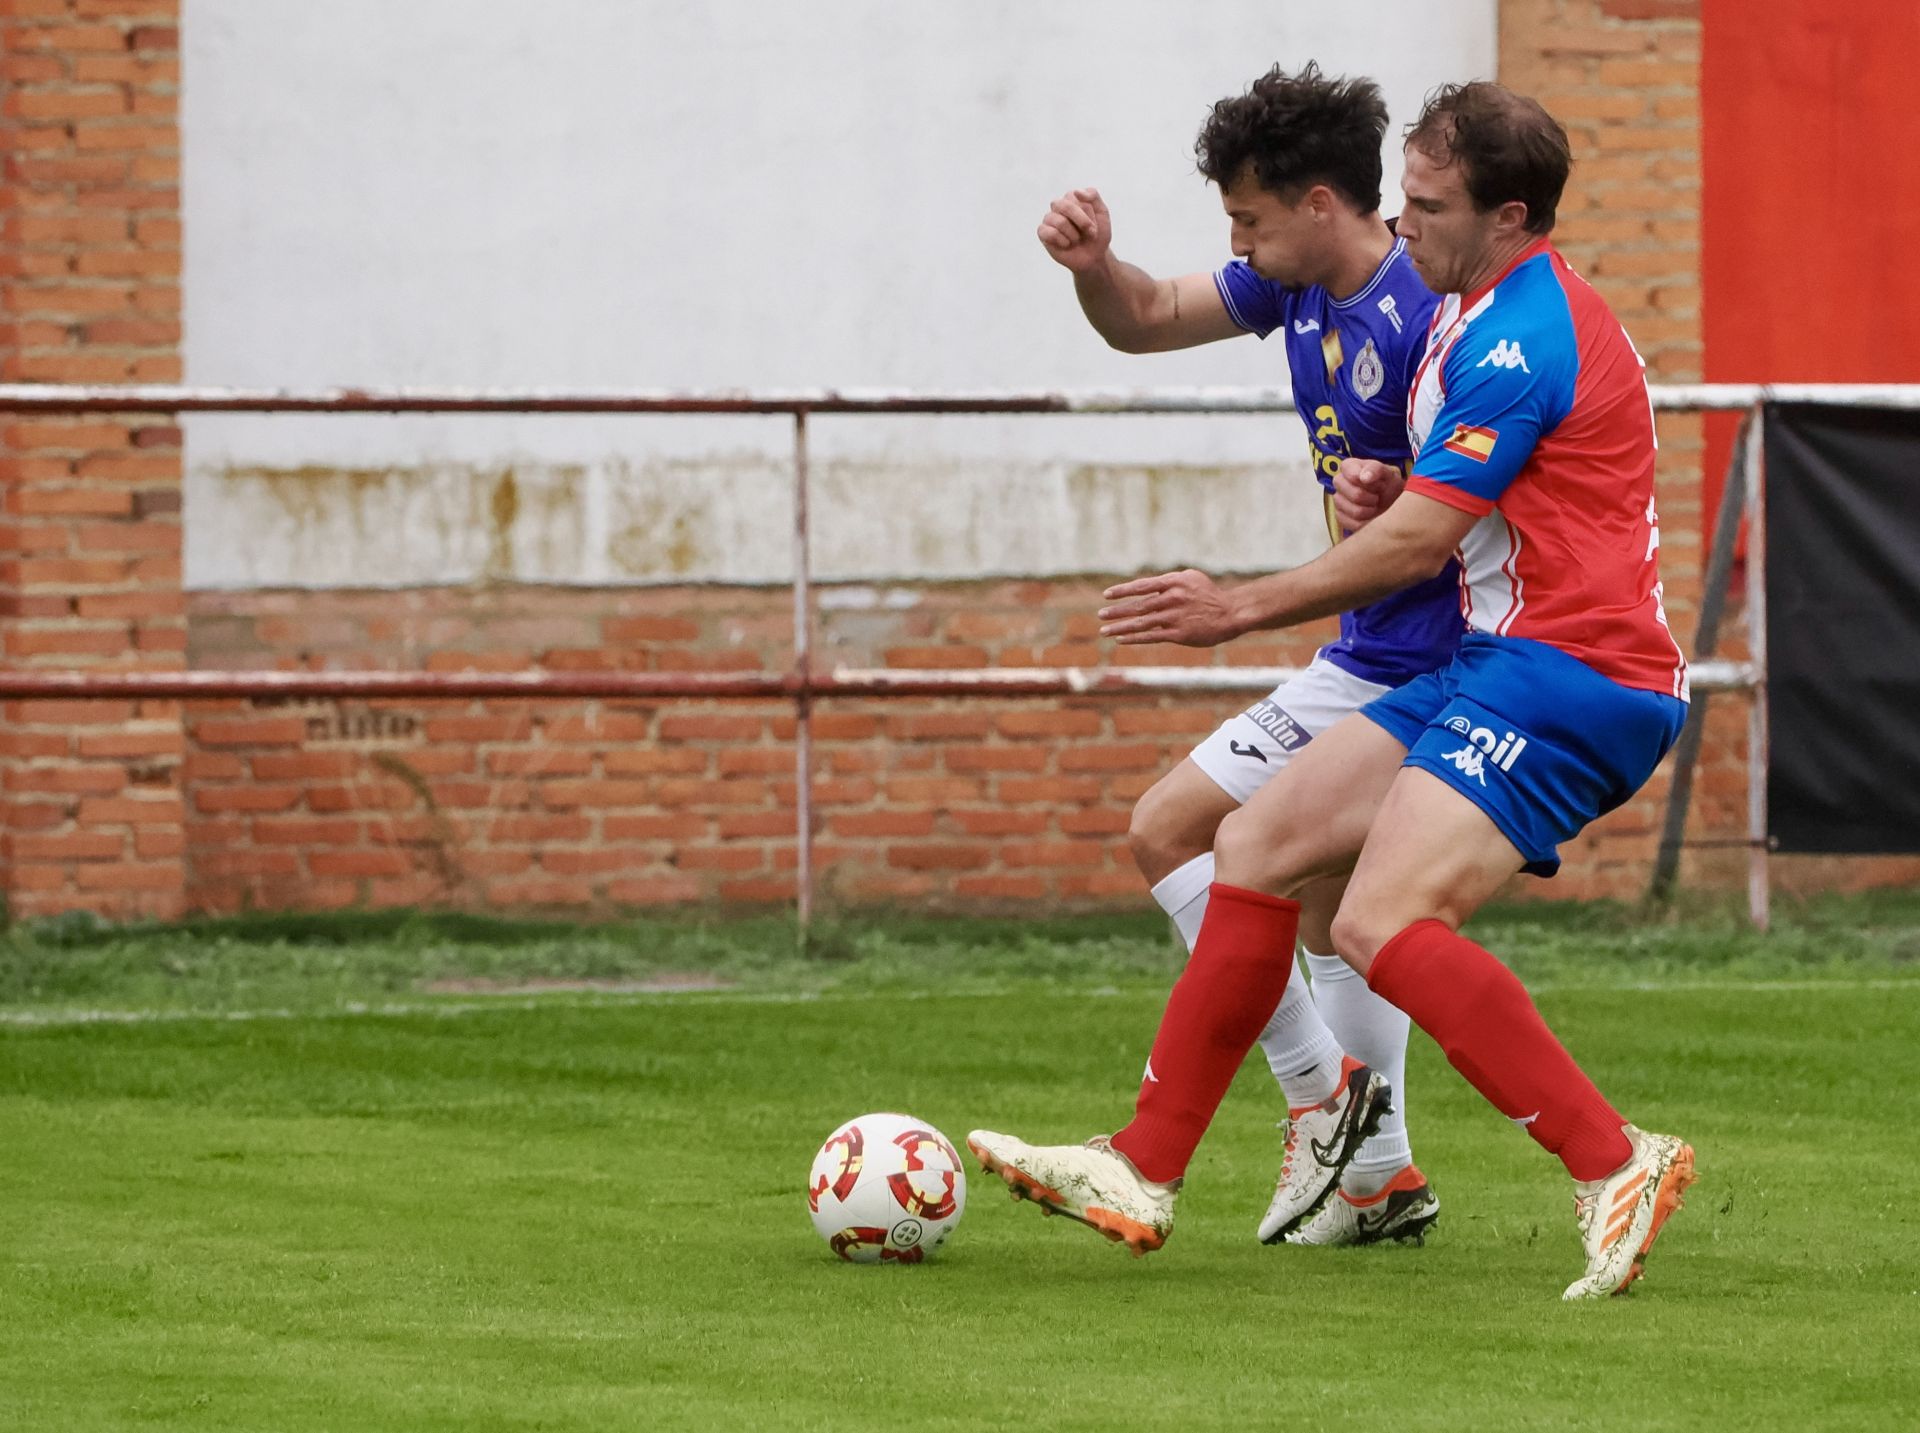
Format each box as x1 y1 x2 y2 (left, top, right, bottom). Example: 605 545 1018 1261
1351 338 1384 401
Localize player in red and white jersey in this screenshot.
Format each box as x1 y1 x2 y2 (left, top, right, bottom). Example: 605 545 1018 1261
971 83 1698 1300
1400 215 1689 698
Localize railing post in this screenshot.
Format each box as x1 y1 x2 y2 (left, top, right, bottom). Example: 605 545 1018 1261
1744 404 1771 931
1648 414 1751 903
792 408 815 939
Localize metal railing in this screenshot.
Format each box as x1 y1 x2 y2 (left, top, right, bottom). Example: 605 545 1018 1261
5 381 1905 928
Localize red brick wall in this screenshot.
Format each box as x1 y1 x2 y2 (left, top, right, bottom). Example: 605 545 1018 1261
1501 0 1920 898
1499 0 1704 605
1 0 185 919
181 569 1920 915
1491 0 1705 900
182 564 1791 916
4 1 1914 921
181 584 1339 914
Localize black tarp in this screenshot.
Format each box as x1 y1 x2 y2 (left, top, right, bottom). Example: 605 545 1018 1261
1765 403 1920 853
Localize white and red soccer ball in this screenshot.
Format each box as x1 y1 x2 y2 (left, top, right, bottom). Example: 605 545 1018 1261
807 1112 967 1263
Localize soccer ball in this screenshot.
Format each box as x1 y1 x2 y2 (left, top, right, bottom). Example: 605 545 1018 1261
807 1112 967 1263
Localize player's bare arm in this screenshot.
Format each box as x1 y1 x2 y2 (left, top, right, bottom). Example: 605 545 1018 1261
1098 490 1475 646
1038 187 1241 353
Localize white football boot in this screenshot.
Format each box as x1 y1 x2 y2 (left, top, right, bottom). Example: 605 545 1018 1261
1256 1056 1393 1243
966 1130 1177 1256
1562 1124 1696 1300
1283 1164 1440 1246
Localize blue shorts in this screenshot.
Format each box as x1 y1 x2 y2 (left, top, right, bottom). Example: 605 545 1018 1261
1359 633 1688 877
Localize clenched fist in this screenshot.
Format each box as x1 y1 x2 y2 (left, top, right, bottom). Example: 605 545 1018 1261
1332 457 1408 533
1037 187 1114 273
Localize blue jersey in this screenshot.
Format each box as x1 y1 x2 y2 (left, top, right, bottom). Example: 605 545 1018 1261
1215 238 1462 687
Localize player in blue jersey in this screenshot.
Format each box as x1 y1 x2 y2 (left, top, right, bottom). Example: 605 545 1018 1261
1027 63 1459 1246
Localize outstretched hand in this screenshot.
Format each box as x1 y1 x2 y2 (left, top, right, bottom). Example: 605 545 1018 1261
1098 568 1242 647
1037 187 1114 273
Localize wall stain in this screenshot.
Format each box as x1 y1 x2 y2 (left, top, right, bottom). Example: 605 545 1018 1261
608 477 708 579
223 461 587 587
486 468 520 581
212 457 1293 585
526 464 587 575
369 751 466 895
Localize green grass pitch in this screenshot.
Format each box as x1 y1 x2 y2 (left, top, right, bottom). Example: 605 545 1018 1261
2 897 1918 1431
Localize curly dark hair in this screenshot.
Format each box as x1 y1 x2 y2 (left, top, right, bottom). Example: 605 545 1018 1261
1194 62 1388 213
1404 82 1571 234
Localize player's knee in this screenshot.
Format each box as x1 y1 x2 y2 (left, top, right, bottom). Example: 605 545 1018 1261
1326 907 1377 975
1212 803 1305 894
1127 779 1212 886
1328 902 1398 977
1124 798 1171 883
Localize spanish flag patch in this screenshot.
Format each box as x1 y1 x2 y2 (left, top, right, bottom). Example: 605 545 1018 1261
1442 423 1499 463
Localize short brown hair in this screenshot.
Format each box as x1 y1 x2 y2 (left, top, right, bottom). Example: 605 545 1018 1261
1404 82 1571 234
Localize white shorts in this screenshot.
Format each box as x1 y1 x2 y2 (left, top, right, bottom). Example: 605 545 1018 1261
1188 656 1394 806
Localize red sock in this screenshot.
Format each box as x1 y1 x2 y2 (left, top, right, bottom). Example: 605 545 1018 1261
1367 919 1631 1182
1111 883 1298 1183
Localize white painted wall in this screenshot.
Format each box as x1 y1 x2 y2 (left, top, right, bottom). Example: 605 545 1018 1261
182 0 1495 589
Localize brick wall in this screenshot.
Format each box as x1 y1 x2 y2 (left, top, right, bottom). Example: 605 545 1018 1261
0 0 185 919
183 550 1836 917
1491 0 1704 899
1500 0 1705 618
179 568 1920 915
5 1 1914 922
1500 0 1920 897
181 584 1339 914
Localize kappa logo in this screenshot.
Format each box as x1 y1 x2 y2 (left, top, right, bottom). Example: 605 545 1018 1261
1441 745 1489 785
1293 318 1321 334
1477 338 1530 371
1438 717 1529 787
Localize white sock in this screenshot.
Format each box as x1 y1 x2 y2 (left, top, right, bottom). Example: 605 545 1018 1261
1151 853 1342 1110
1148 851 1214 954
1256 967 1343 1108
1304 949 1413 1191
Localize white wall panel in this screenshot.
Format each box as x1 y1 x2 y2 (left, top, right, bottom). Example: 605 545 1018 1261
183 0 1495 588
